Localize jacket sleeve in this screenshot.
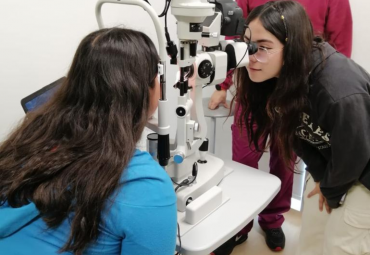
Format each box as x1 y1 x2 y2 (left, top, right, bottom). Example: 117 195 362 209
294 139 327 182
325 0 353 57
320 93 370 208
220 70 234 90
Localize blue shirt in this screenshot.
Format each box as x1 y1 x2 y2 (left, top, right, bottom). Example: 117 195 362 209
0 150 177 255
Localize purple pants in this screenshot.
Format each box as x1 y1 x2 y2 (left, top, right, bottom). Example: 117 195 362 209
231 105 294 233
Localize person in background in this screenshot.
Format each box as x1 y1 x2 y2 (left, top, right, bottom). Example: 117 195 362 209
0 27 177 255
210 0 353 254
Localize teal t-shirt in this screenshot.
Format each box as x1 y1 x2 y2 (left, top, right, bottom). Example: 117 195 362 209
0 150 177 255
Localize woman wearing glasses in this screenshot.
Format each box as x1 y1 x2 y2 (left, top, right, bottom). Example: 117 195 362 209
212 1 370 255
210 0 354 254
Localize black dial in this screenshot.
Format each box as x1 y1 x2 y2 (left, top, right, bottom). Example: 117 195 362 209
198 60 213 79
176 106 186 117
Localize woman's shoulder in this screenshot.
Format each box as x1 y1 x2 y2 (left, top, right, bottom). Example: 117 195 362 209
114 149 176 207
85 150 177 253
123 149 170 184
311 43 370 103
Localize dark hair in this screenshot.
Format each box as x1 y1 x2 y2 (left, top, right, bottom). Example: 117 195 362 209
233 0 315 167
0 27 159 254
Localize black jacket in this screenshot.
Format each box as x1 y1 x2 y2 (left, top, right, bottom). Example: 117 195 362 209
294 43 370 208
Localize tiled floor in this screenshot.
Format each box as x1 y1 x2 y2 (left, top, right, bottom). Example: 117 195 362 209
231 209 302 255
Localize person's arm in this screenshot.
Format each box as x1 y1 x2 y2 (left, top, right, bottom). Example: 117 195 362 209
208 89 228 110
219 70 234 91
294 139 332 213
325 0 353 57
320 93 370 208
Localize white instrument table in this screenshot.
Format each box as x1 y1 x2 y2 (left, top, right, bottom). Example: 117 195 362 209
176 157 281 255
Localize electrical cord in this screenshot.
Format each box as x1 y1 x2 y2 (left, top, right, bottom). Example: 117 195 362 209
155 0 171 41
175 179 190 192
165 8 171 42
175 223 182 255
156 0 178 64
172 162 198 255
224 26 255 80
148 0 172 41
172 162 198 192
158 0 170 17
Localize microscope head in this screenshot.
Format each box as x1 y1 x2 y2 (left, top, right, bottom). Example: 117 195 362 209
171 0 215 41
201 0 245 48
213 0 245 37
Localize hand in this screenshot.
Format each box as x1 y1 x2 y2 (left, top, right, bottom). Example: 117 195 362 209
307 182 332 214
208 90 228 110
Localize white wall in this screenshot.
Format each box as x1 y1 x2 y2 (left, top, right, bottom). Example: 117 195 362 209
350 0 370 72
0 0 181 141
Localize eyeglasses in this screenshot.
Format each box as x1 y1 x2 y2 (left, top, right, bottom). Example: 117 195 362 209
250 47 284 63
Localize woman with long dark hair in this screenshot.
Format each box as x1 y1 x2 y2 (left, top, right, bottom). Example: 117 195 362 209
217 1 370 254
0 27 177 255
210 0 353 254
